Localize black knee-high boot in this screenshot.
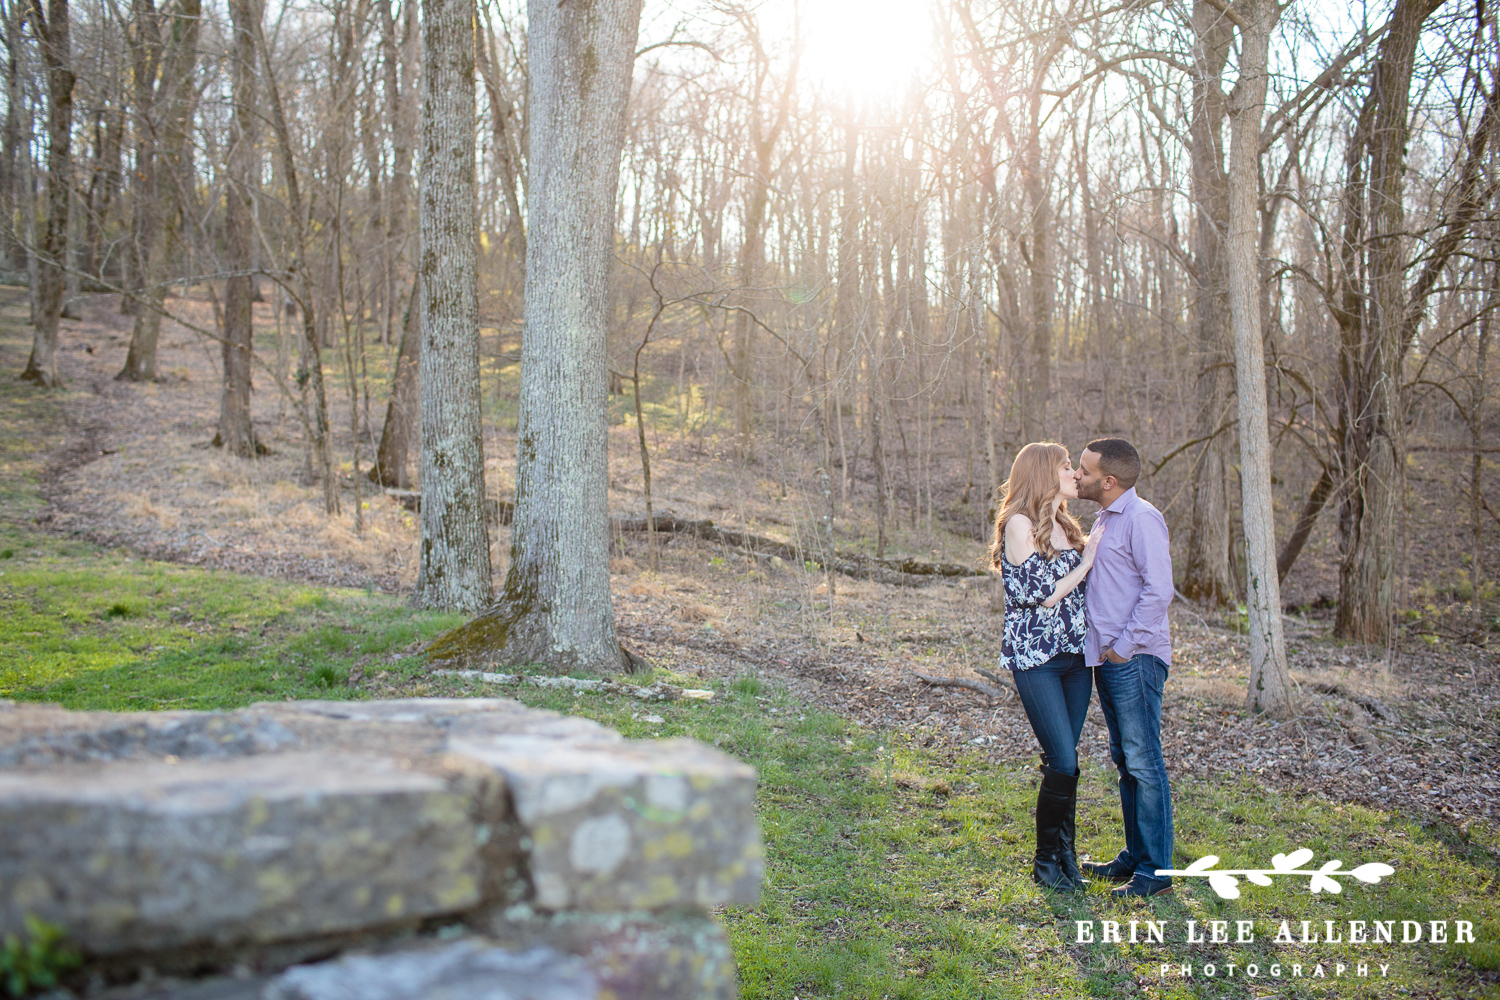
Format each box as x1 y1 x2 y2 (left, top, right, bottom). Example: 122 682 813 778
1034 766 1083 892
1057 767 1087 890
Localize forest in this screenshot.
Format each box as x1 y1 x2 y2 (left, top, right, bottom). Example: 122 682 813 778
1 0 1499 992
6 0 1499 690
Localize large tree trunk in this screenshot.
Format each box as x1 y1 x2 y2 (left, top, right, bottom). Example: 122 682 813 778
427 0 643 672
413 0 491 611
1332 0 1444 642
1179 0 1237 605
1227 0 1291 716
214 0 261 456
21 0 74 388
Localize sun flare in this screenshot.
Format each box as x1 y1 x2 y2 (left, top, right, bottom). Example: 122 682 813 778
799 0 935 102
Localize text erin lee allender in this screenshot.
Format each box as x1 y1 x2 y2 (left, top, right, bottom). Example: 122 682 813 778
1075 919 1477 945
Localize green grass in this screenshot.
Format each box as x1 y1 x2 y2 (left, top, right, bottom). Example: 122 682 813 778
0 294 1496 998
432 673 1500 999
0 541 464 710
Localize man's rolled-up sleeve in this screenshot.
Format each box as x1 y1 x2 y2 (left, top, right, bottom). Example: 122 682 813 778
1114 511 1173 658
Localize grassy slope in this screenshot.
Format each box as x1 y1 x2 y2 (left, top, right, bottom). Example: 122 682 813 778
0 304 1495 999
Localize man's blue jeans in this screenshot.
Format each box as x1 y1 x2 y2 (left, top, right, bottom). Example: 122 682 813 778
1094 653 1173 882
1012 652 1092 775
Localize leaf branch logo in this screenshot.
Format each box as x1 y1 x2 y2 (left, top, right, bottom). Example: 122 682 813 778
1155 849 1395 900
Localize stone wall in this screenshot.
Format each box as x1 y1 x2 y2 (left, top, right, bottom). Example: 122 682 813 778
0 698 762 999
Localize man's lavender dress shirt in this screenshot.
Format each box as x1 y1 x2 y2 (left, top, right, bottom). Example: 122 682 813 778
1084 487 1173 668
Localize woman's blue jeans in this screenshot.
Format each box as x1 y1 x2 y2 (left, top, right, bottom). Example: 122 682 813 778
1011 652 1092 775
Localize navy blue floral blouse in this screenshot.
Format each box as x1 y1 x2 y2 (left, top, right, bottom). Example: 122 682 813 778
1000 545 1088 671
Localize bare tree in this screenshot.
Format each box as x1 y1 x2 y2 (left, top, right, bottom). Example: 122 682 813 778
1179 0 1237 605
1330 0 1446 642
1017 26 1066 441
116 0 201 382
369 0 419 487
214 0 262 456
429 0 643 672
1224 0 1292 714
0 0 27 272
727 6 798 462
20 0 73 387
371 272 419 488
414 0 491 612
255 11 339 513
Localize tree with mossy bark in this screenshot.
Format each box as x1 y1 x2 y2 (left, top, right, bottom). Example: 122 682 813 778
414 0 491 612
426 0 644 671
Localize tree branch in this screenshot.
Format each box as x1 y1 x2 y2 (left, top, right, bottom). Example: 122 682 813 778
912 672 1010 701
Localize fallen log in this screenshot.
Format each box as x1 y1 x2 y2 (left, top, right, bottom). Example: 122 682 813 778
611 514 988 587
913 670 1012 701
972 665 1012 689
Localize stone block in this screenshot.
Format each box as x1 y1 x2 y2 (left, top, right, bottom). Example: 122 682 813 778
0 752 482 955
0 708 299 767
484 907 737 1000
271 699 617 743
92 915 733 1000
0 699 617 770
0 696 762 991
264 940 598 1000
448 735 761 912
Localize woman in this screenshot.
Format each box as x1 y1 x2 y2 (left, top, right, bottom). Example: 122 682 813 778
991 442 1103 892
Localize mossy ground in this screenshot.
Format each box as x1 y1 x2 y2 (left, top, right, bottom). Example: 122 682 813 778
1 313 1496 998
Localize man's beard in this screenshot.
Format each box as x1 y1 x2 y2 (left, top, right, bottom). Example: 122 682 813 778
1076 481 1102 503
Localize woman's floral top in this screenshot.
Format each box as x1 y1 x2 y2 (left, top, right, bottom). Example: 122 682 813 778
1000 543 1088 671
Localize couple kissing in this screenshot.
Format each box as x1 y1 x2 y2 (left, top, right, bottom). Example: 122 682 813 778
991 438 1174 898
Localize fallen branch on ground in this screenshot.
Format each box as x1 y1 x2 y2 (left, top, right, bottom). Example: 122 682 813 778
973 665 1011 689
913 670 1011 701
432 669 714 702
613 514 987 587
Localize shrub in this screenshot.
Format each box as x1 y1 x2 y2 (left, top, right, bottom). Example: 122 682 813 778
0 917 81 998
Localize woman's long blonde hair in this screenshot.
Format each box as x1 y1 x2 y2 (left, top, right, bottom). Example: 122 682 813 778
989 442 1086 569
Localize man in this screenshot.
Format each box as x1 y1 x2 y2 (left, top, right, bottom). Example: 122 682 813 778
1073 438 1175 897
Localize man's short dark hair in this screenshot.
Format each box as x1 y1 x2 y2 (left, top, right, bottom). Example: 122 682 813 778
1086 437 1141 489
